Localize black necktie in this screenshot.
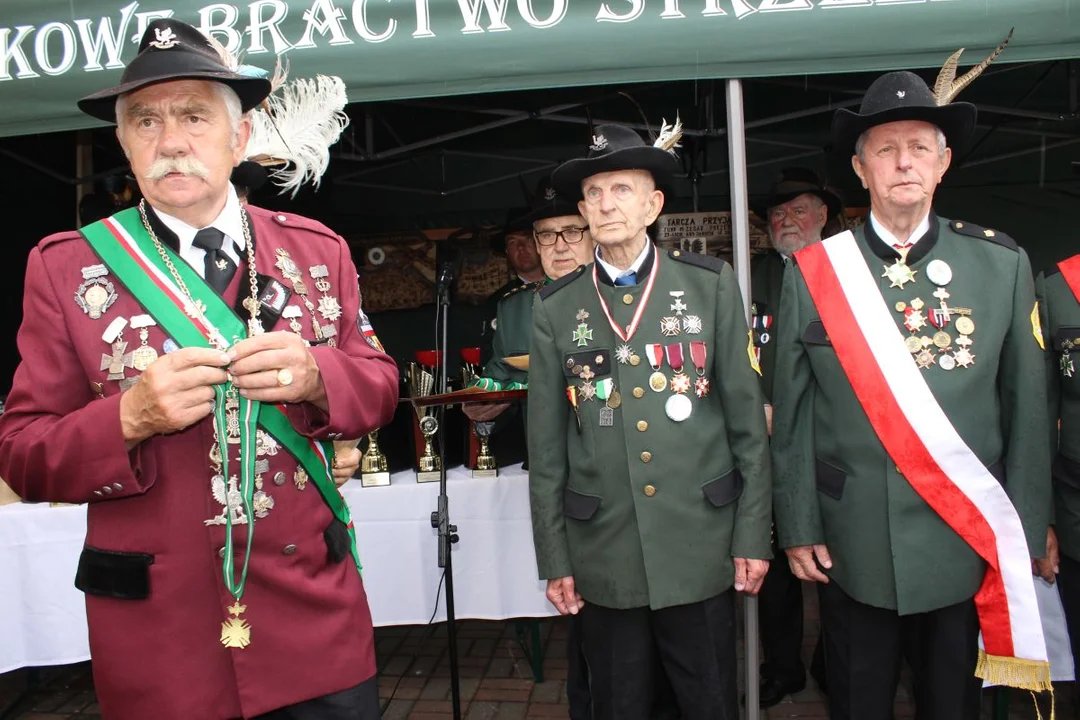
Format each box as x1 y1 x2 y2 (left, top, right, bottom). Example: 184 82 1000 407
192 227 236 295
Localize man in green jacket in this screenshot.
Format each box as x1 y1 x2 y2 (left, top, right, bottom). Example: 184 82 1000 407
750 168 841 707
1037 256 1080 671
771 67 1052 720
530 122 772 720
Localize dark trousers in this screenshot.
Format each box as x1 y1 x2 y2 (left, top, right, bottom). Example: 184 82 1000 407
580 590 737 720
252 676 380 720
759 551 806 687
818 580 982 720
567 614 592 720
1057 553 1080 675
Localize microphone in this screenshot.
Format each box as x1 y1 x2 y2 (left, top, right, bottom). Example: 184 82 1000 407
436 261 456 295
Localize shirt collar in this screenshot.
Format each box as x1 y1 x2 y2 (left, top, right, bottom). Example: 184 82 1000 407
152 184 246 254
595 237 652 283
870 210 930 249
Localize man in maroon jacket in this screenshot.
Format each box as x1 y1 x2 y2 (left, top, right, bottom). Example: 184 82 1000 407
0 18 398 720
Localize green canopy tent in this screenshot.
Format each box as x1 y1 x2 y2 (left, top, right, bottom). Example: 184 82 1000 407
1 1 1078 717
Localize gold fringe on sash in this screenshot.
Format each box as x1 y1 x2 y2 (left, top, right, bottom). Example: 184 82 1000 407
977 651 1055 719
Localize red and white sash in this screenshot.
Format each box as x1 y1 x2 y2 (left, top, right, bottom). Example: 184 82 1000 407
1058 254 1080 304
795 231 1050 690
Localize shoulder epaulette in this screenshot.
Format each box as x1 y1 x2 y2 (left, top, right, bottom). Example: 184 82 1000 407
248 206 342 244
539 264 587 300
502 281 541 300
667 248 726 273
949 220 1017 251
39 230 84 251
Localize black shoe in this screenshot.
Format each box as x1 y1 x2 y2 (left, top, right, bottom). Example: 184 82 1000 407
759 675 806 708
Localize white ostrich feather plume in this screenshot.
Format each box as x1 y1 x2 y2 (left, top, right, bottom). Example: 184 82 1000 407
654 114 683 156
246 75 350 197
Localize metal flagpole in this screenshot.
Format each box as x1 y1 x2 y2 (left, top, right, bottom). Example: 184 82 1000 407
726 77 761 720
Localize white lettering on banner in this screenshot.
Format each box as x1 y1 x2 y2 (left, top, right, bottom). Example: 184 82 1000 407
458 0 511 33
294 0 352 47
413 0 436 37
351 0 396 42
75 2 137 71
247 0 292 53
759 0 812 10
517 0 568 29
596 0 644 23
0 26 39 81
701 0 756 18
200 5 243 52
132 10 175 43
661 0 685 19
35 22 78 76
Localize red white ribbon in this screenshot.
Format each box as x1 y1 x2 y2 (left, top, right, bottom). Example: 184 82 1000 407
1059 254 1080 304
664 342 685 372
592 249 660 343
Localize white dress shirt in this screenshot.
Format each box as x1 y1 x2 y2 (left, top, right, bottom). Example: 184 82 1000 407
153 184 246 278
595 237 652 283
870 210 930 249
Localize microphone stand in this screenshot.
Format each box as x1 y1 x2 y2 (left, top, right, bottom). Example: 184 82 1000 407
430 274 462 720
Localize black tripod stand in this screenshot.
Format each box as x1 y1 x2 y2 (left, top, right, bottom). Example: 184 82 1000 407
429 261 462 720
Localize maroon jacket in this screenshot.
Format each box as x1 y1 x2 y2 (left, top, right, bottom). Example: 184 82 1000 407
0 205 399 719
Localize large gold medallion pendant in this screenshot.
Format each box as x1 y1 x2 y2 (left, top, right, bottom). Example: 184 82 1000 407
220 601 251 649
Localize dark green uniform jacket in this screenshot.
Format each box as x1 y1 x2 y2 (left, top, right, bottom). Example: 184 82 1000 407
484 282 537 387
772 214 1050 615
751 250 786 403
1037 259 1080 561
529 244 772 610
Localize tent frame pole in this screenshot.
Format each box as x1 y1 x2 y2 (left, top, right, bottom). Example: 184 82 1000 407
726 77 760 720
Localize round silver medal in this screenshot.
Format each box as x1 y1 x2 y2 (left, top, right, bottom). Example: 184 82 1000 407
938 353 957 371
665 394 692 422
925 259 953 287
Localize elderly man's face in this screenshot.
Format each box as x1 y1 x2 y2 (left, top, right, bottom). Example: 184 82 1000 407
853 120 951 214
505 231 542 276
116 79 249 223
578 169 663 249
533 215 593 280
767 193 828 254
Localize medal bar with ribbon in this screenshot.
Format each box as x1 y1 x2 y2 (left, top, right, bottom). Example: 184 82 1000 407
645 343 667 393
690 341 709 398
665 343 691 395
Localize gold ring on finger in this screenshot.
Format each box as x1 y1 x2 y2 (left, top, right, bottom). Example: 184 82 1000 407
277 368 294 387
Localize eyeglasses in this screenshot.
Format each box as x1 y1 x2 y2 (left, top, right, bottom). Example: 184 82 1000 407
534 227 588 246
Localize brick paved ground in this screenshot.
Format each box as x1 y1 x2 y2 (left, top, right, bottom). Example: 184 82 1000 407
1 590 1073 719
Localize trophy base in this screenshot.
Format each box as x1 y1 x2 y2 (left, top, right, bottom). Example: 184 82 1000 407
416 471 442 483
360 472 391 488
471 468 498 478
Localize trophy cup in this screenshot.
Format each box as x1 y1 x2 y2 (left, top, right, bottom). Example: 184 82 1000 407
472 421 498 478
359 431 391 488
460 346 481 387
409 360 442 483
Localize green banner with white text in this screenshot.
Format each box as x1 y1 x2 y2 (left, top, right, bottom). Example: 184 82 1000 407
0 0 1077 137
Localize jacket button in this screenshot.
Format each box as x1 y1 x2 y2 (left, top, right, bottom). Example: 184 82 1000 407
640 451 652 463
636 420 648 432
643 484 656 497
93 490 103 497
622 293 634 305
273 472 287 486
895 465 902 474
283 544 297 555
112 483 123 491
277 214 287 223
633 387 645 399
102 485 112 494
218 547 226 558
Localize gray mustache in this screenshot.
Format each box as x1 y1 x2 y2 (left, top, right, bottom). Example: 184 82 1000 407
145 156 209 180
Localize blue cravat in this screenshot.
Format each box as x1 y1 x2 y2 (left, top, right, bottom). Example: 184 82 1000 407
614 271 637 286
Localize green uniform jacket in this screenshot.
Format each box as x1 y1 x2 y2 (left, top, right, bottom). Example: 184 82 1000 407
1037 259 1080 561
528 245 772 610
772 215 1050 615
751 251 786 402
484 282 537 386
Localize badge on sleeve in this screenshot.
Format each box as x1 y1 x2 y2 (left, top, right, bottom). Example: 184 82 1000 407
1031 302 1045 350
356 288 385 353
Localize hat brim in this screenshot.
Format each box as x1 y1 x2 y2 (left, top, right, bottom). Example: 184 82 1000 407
753 186 843 221
551 147 680 197
78 50 271 124
833 102 976 157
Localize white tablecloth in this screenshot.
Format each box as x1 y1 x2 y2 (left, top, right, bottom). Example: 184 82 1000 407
0 464 555 674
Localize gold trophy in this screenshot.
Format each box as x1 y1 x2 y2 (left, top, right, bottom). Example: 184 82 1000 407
472 421 498 478
359 431 391 488
409 362 442 483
